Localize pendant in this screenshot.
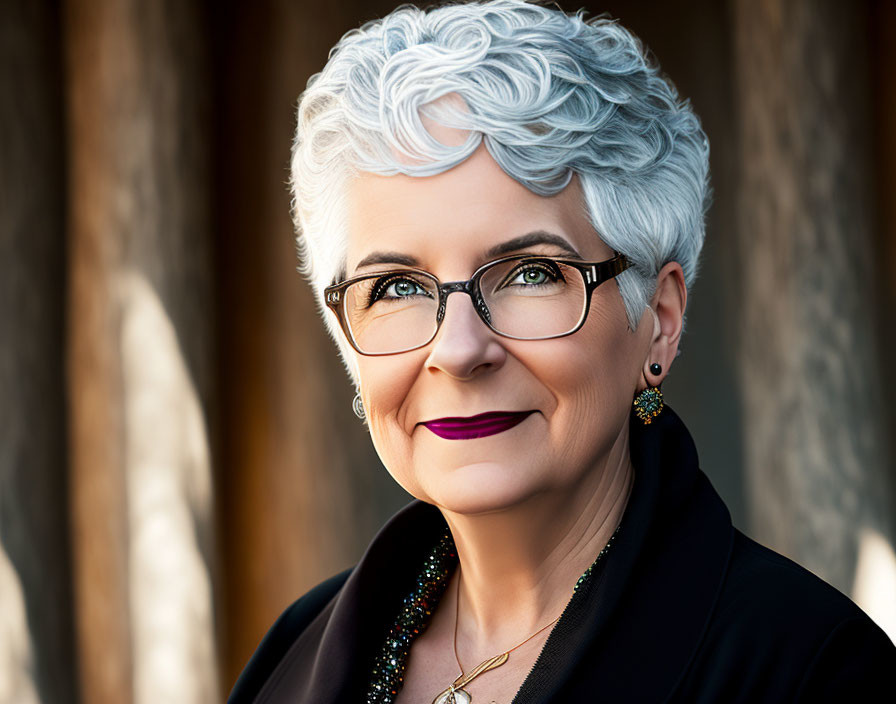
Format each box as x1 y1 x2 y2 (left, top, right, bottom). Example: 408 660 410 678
431 653 509 704
432 686 472 704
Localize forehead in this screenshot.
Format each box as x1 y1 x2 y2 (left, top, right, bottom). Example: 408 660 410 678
344 143 607 274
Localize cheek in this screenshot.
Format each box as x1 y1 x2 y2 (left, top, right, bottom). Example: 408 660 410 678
357 352 424 475
537 300 640 453
552 299 638 392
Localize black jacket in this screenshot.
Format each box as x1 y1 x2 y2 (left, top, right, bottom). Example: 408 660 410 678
229 405 896 702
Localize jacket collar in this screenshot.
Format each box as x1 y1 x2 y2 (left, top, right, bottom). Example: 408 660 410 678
513 404 735 702
263 405 735 703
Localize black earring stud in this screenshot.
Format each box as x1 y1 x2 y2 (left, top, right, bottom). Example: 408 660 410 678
649 362 662 376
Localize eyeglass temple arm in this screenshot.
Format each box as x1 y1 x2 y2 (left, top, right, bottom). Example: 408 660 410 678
568 252 632 289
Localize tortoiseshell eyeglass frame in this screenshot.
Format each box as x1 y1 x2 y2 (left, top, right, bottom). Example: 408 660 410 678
323 251 632 356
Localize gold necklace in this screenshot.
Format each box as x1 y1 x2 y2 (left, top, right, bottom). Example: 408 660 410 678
430 523 621 704
429 569 563 704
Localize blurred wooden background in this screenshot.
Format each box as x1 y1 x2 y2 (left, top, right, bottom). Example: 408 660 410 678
1 0 893 702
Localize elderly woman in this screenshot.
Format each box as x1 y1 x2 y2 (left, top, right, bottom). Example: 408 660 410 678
229 1 895 702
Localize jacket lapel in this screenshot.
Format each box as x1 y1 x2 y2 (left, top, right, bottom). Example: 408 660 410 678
258 497 449 702
513 405 735 702
259 405 735 703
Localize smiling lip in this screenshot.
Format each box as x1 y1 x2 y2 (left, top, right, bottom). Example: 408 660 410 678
421 411 534 440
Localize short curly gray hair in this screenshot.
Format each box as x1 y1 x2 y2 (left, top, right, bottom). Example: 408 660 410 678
290 0 711 384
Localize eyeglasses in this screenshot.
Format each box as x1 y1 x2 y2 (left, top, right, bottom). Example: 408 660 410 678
324 251 632 356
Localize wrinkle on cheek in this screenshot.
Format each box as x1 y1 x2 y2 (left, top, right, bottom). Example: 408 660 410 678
583 303 637 367
358 352 427 481
563 383 608 455
366 414 411 488
546 325 636 464
392 355 429 434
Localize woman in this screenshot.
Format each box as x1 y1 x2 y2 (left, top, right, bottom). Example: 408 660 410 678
230 1 895 701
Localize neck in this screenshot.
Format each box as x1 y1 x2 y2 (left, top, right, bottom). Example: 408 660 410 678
439 420 634 660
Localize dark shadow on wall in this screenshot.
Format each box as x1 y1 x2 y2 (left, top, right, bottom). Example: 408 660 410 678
0 2 78 703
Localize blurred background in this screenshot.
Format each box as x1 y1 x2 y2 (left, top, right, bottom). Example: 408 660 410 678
1 0 894 702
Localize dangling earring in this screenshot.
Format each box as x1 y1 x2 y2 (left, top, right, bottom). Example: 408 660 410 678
352 392 366 421
633 362 664 424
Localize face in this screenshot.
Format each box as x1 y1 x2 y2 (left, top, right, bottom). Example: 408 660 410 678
343 142 653 515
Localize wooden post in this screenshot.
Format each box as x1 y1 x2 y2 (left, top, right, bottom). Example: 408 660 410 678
64 0 219 701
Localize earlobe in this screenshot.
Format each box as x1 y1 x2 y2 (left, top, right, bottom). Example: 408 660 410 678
634 354 665 425
643 358 664 387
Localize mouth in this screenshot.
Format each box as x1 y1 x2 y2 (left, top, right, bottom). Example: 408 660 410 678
420 410 535 440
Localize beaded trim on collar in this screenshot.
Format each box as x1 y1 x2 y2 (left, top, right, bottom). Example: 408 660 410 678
365 523 621 703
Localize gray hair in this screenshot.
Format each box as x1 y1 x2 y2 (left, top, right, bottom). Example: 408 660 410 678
290 0 711 383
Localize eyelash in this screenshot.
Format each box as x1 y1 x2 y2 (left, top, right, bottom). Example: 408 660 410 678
499 261 565 289
366 275 432 306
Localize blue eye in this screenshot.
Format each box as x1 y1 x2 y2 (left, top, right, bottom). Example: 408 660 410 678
368 275 433 305
387 279 422 297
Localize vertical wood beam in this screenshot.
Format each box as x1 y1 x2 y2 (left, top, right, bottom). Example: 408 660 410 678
64 0 219 701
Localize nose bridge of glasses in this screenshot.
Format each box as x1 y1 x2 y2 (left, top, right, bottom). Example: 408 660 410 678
437 279 492 325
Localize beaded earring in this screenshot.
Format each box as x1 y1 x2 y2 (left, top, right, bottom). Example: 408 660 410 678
633 362 664 424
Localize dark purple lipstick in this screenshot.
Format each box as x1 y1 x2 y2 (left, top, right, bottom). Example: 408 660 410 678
421 410 534 440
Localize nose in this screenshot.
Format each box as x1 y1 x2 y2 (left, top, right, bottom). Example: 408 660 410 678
424 290 507 380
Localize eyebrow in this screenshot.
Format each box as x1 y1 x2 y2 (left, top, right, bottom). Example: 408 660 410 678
485 231 582 259
352 230 582 273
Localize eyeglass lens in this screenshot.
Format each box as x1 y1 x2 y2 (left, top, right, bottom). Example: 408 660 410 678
342 258 588 354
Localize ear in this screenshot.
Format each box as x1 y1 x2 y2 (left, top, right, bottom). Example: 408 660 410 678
639 261 687 390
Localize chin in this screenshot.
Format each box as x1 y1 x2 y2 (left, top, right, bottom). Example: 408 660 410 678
421 460 544 516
